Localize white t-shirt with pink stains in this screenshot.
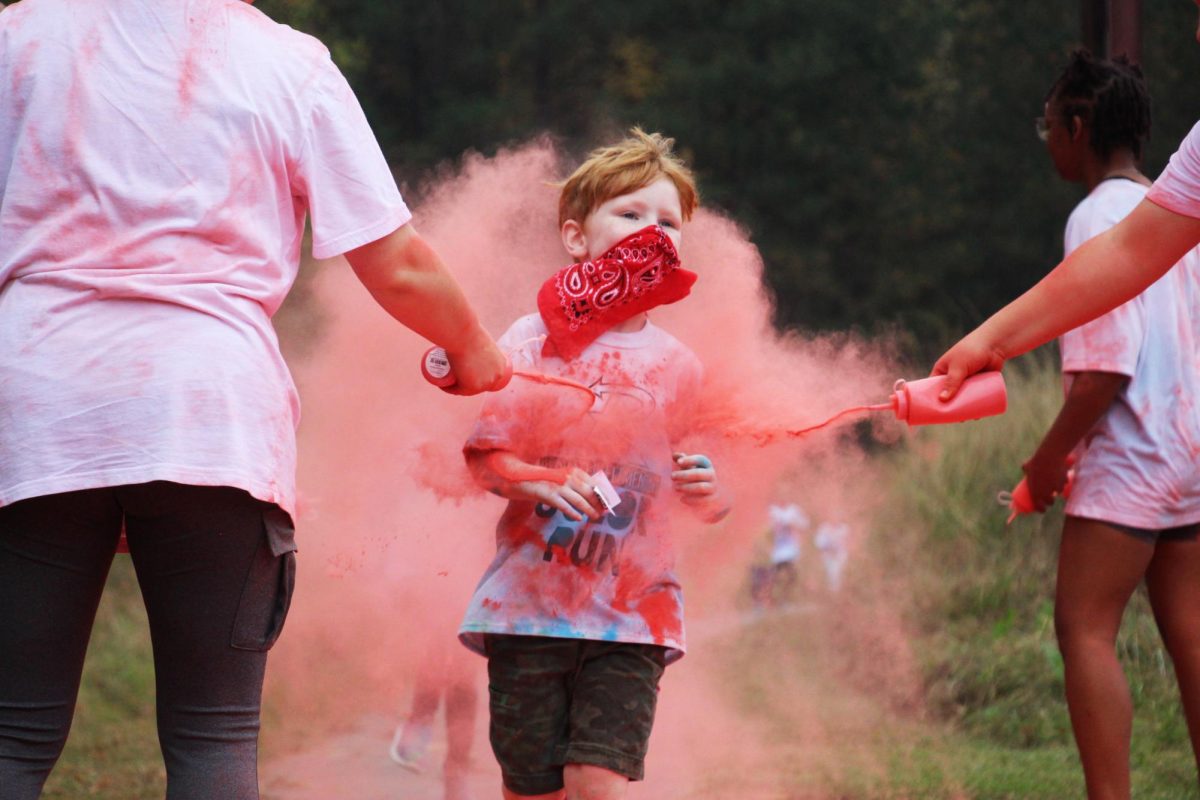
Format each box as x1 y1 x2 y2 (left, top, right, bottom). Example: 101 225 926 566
1059 177 1200 528
0 0 411 516
458 313 703 663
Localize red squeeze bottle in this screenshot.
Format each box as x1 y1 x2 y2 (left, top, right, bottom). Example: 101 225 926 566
889 372 1007 426
421 346 517 390
421 347 457 388
1003 460 1077 524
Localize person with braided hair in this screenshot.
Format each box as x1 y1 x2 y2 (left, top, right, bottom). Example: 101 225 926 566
952 50 1200 799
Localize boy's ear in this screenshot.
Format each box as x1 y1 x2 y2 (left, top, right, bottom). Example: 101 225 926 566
561 219 590 261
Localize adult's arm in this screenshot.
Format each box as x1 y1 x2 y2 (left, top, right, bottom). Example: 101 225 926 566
1022 371 1127 510
345 223 509 396
932 200 1200 397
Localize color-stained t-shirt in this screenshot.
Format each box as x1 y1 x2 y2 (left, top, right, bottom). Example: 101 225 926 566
459 313 703 663
1148 119 1200 219
1060 178 1200 528
0 0 410 516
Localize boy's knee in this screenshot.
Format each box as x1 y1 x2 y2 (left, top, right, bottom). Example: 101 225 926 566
501 783 565 800
563 763 629 800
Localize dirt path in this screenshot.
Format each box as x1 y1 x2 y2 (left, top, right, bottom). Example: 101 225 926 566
260 605 889 800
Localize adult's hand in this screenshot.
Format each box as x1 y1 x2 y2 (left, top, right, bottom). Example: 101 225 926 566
442 334 511 396
931 200 1200 400
347 223 509 395
930 327 1007 401
1021 452 1071 513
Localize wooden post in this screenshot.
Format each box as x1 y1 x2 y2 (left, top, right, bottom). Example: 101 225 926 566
1082 0 1109 57
1109 0 1143 62
1082 0 1142 62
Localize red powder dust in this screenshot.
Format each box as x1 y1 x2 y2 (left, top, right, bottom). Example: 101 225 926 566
264 140 914 796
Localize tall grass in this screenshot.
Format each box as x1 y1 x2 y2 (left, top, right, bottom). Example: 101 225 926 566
38 356 1195 798
883 355 1191 754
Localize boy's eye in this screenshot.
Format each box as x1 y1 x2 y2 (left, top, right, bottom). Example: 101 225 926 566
659 220 677 229
620 211 640 220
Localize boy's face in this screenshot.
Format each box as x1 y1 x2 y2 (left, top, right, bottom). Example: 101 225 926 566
562 177 684 262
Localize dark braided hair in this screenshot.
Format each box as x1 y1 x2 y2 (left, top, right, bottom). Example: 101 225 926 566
1045 49 1151 159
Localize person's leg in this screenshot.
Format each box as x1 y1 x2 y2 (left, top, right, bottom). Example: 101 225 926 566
773 561 797 604
562 764 627 800
1144 530 1200 779
0 489 122 799
501 785 564 800
443 677 478 800
121 482 295 800
1055 517 1155 800
562 642 666 800
486 636 573 800
392 643 446 769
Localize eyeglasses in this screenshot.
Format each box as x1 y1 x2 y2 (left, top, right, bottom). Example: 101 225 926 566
1035 115 1051 142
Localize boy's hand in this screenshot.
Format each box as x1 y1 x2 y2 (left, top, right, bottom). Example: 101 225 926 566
513 467 604 522
1021 452 1071 512
672 452 730 522
671 453 717 501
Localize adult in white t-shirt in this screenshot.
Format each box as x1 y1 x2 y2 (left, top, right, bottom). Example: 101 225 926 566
1016 52 1200 797
0 1 507 797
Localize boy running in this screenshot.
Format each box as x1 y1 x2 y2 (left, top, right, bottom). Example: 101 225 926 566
458 129 729 800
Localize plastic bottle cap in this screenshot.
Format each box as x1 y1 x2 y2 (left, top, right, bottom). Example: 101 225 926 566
421 347 457 388
891 379 909 421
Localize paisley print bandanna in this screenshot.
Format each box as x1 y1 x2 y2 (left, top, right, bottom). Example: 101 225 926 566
537 226 697 360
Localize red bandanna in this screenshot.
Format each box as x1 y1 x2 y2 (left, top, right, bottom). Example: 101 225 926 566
537 226 697 360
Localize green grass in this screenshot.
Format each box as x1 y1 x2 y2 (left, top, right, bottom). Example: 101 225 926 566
41 357 1198 798
41 559 164 800
721 612 1196 799
862 355 1196 794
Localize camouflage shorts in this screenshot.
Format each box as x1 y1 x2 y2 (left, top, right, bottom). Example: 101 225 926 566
484 635 668 795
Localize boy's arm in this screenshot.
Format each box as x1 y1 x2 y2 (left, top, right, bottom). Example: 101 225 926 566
465 449 604 522
1022 371 1128 510
345 222 508 395
671 453 731 523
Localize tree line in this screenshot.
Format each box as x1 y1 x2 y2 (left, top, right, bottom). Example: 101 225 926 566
258 0 1200 358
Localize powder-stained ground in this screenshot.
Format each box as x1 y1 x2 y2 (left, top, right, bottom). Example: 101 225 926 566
259 606 877 800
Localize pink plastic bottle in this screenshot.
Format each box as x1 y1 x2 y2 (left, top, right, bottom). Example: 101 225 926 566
1003 465 1076 523
421 347 457 388
889 371 1007 426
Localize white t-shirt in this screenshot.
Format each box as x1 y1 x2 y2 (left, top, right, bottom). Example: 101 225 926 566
0 0 411 516
459 313 703 663
1060 178 1200 528
1148 120 1200 218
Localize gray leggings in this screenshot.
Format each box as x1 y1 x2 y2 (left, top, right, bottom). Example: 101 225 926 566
0 482 297 800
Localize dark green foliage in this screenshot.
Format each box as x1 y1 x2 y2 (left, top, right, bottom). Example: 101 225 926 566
252 1 1200 358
